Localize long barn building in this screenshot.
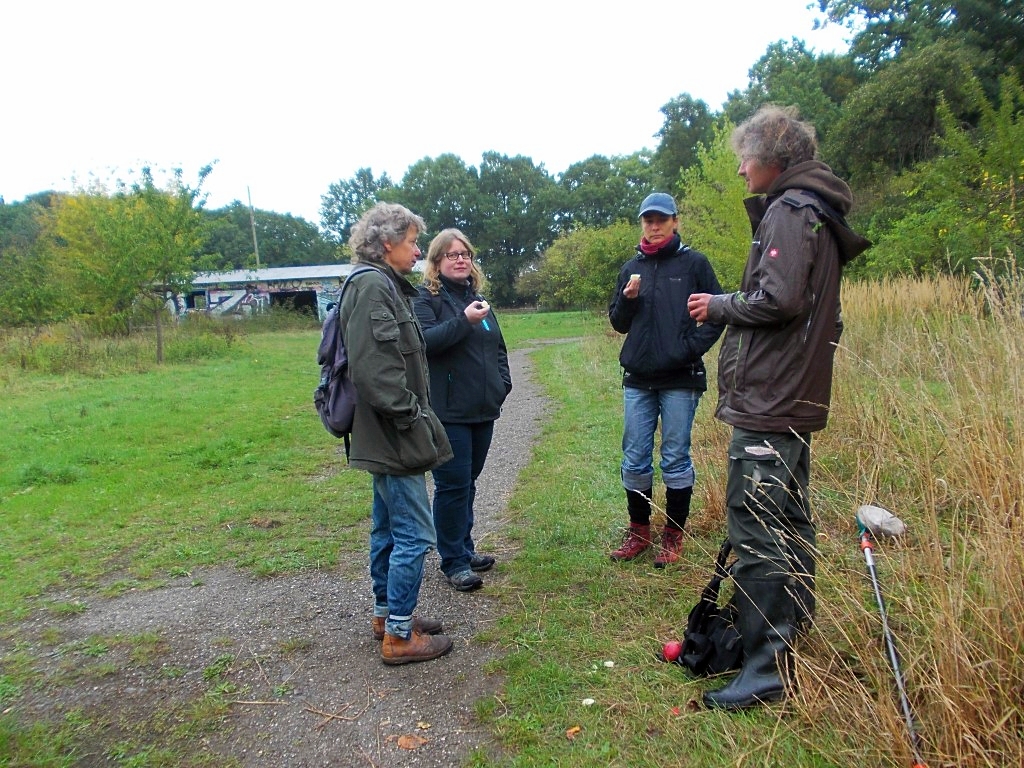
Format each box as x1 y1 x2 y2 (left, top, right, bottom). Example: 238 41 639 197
182 263 423 321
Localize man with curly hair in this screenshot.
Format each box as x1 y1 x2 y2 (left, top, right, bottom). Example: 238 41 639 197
688 105 870 709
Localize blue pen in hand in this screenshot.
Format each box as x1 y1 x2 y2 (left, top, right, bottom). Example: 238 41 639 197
475 299 491 331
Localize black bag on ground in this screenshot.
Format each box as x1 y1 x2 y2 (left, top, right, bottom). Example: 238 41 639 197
314 267 394 456
679 538 743 676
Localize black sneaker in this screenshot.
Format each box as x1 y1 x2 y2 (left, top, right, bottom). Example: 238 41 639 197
469 554 496 573
447 569 483 592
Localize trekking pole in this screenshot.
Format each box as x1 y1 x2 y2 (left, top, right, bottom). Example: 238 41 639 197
856 505 928 768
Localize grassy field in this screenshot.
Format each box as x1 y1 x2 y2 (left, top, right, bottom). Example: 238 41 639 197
1 280 1021 767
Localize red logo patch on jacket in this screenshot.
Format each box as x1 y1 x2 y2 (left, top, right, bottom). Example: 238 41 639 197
768 248 780 259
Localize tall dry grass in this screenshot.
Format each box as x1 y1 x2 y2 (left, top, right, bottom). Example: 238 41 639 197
797 265 1023 766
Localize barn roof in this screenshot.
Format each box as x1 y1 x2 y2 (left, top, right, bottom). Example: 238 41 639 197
191 262 423 287
191 264 353 286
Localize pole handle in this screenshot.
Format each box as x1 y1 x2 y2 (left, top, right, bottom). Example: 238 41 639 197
860 531 875 553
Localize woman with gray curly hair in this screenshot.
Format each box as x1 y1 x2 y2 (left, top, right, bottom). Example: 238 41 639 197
339 202 456 665
349 202 426 264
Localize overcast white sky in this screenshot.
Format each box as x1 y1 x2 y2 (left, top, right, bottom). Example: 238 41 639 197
1 0 850 225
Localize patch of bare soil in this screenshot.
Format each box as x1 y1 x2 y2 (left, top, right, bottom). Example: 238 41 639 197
6 347 550 767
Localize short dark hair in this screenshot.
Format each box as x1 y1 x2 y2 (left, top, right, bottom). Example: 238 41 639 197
732 105 817 171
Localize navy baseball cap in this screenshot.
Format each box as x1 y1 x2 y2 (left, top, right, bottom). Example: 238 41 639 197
638 192 678 217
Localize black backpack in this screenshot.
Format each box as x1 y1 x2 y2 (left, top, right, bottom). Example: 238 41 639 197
678 538 743 676
313 267 395 457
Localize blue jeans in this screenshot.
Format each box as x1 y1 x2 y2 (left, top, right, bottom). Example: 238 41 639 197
621 386 701 492
369 473 437 639
431 421 495 577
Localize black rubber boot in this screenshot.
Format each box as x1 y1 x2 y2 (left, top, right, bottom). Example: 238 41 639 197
791 547 816 634
665 486 693 531
703 576 795 711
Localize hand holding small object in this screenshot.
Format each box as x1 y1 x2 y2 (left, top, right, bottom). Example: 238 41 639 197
465 300 490 326
624 274 641 299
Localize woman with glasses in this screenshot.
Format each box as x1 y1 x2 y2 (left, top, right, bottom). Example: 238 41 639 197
414 229 512 592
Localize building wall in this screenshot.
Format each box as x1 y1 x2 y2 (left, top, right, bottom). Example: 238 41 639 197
182 277 343 320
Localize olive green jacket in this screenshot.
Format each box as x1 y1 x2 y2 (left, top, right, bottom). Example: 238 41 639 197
338 264 453 475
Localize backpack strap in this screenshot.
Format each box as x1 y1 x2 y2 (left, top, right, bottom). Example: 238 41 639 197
699 538 733 606
713 538 733 580
335 266 399 343
342 265 397 301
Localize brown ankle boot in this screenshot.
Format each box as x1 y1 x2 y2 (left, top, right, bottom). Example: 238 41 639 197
654 527 684 568
381 630 453 665
372 615 443 641
610 523 652 561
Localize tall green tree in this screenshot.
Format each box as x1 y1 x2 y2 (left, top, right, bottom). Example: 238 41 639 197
202 203 256 270
0 192 68 326
724 39 864 147
554 152 657 232
476 153 558 306
391 154 481 238
820 0 1024 88
243 208 335 268
825 39 986 179
860 73 1024 275
819 0 949 68
675 122 751 291
653 94 716 187
320 168 394 246
953 0 1024 78
46 167 210 361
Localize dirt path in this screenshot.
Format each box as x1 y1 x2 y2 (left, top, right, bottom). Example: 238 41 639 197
10 347 550 767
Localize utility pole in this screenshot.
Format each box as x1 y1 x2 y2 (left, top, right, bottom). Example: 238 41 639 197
247 186 261 270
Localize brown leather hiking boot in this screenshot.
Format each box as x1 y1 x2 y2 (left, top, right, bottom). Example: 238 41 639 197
610 523 652 561
381 630 453 665
372 615 443 642
654 527 685 568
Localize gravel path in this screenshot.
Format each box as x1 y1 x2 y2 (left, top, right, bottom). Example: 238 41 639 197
10 346 551 767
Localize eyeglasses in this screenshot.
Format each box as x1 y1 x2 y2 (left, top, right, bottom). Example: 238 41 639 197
444 251 473 262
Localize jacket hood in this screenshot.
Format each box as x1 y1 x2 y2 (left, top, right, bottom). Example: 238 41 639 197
769 160 853 215
754 160 871 265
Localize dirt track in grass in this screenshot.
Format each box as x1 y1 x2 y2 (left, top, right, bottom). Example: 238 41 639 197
6 346 553 767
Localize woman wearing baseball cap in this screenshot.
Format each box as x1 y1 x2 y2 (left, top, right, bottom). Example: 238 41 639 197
608 192 725 566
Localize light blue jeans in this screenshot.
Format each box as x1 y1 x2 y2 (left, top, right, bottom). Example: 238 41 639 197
621 386 701 492
369 473 437 639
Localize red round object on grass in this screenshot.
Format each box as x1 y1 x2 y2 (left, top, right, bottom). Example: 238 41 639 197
662 640 683 662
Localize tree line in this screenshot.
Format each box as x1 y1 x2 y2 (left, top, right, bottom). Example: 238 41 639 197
1 0 1022 325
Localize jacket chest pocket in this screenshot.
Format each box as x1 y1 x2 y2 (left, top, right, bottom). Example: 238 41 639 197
396 310 424 355
370 304 423 354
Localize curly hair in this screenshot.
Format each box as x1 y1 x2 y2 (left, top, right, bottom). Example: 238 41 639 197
348 202 427 264
421 228 487 295
731 105 818 171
